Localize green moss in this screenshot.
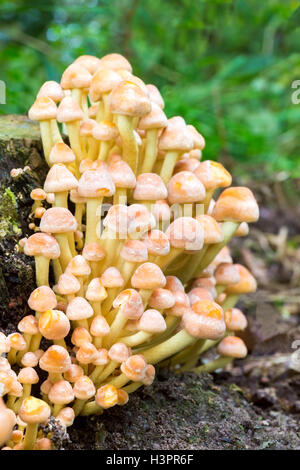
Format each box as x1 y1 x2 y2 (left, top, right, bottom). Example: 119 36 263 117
0 186 21 238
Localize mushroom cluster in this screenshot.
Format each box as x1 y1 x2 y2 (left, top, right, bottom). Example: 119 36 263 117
1 53 259 450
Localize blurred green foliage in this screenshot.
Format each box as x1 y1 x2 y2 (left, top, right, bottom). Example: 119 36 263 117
0 0 299 177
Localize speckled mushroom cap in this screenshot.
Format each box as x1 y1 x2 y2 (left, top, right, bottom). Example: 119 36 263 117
195 215 224 244
39 345 71 373
146 84 164 108
102 204 129 234
56 273 81 295
225 264 257 294
19 396 51 424
80 119 97 137
224 308 248 331
28 96 57 121
212 187 259 223
167 171 206 204
66 255 91 277
38 309 70 340
98 53 132 72
66 297 94 321
85 278 107 302
40 207 78 233
28 286 57 312
73 376 95 400
152 199 171 223
92 120 119 141
74 55 101 74
131 262 166 290
18 315 39 336
17 367 39 385
57 96 83 123
49 143 76 164
120 240 148 263
24 233 60 259
90 315 110 337
44 164 78 193
134 173 168 201
127 204 156 235
82 242 106 262
108 343 131 363
182 300 226 340
166 217 204 251
194 160 232 191
217 336 248 358
214 263 240 286
61 63 92 90
78 168 115 198
48 380 75 405
113 289 144 320
138 309 166 333
148 288 175 310
37 81 64 102
108 159 136 189
142 230 170 256
109 81 151 117
186 125 205 150
89 68 122 102
139 102 168 129
100 267 124 288
158 116 193 151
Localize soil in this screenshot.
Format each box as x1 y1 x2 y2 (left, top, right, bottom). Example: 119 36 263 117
0 115 299 450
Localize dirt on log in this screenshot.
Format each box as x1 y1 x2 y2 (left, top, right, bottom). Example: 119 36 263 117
0 115 299 450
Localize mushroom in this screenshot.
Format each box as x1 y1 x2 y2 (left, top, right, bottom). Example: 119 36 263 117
23 233 60 286
28 97 57 164
0 397 16 447
18 396 51 450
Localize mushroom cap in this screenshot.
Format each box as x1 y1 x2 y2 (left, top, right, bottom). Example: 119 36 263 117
61 63 92 89
99 268 123 289
89 68 122 101
188 287 214 305
108 343 131 363
174 158 201 174
85 278 107 302
92 120 119 141
63 364 84 383
195 215 224 244
165 275 185 292
90 315 110 337
182 300 225 340
73 376 95 400
18 315 39 336
139 102 168 129
117 389 129 406
30 188 47 201
224 308 248 331
142 230 170 256
44 163 78 193
39 345 71 373
19 397 51 424
56 407 75 428
78 168 115 198
108 159 136 189
96 384 119 409
98 53 132 72
120 240 148 263
214 263 240 286
134 173 168 201
166 290 190 317
74 55 101 74
40 207 78 233
76 342 99 364
28 96 57 121
148 288 175 310
186 125 205 150
127 204 156 235
213 187 259 223
24 233 60 259
235 222 249 237
117 71 148 95
66 297 94 321
194 160 232 191
120 354 147 382
56 273 81 295
49 143 76 164
211 246 232 267
71 327 92 347
217 336 248 358
109 81 151 117
142 364 156 386
103 204 129 234
167 171 206 204
166 217 204 251
226 264 257 294
138 309 166 333
113 289 144 320
131 262 166 290
66 255 91 277
38 309 70 340
146 84 164 108
57 96 83 123
80 118 97 137
17 367 39 385
158 116 193 151
93 348 109 366
0 336 10 355
28 286 57 312
152 200 171 222
37 81 64 102
21 352 39 368
82 242 106 262
48 380 75 405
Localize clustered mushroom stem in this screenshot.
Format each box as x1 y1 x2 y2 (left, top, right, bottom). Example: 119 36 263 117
50 119 63 145
191 356 232 374
140 129 159 173
23 423 38 451
117 115 139 173
159 150 179 184
85 198 103 247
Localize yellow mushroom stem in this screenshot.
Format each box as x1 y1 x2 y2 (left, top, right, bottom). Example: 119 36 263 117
140 129 159 174
191 356 232 374
85 197 103 247
39 120 52 165
159 150 180 185
23 423 39 451
117 115 138 173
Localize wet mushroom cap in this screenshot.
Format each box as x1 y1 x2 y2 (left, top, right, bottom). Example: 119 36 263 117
28 286 57 312
19 396 51 424
212 187 259 223
217 336 248 358
40 207 78 233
